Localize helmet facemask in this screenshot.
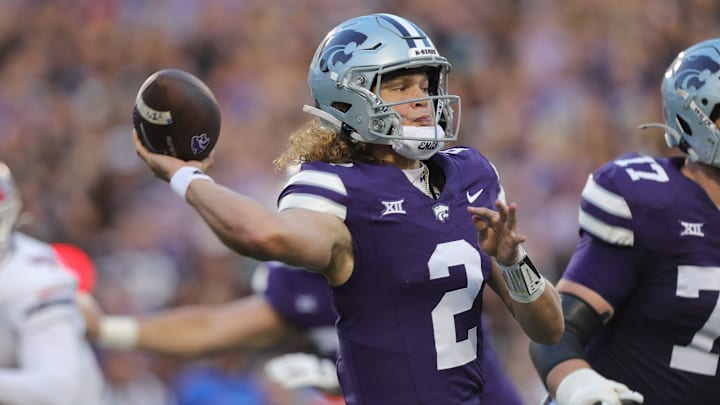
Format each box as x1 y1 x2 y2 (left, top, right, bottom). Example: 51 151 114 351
306 13 461 149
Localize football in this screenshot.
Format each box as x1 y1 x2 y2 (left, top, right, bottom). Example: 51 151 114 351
132 69 221 161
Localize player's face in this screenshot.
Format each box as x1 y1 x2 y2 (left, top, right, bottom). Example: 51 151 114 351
379 72 433 127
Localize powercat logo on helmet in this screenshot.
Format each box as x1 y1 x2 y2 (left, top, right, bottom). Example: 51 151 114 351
319 30 368 73
672 53 720 91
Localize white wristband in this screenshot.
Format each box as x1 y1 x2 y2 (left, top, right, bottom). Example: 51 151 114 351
495 245 546 303
98 316 139 349
170 166 214 200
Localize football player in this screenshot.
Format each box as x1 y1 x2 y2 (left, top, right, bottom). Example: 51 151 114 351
92 261 525 404
529 38 720 405
0 161 104 405
133 13 563 404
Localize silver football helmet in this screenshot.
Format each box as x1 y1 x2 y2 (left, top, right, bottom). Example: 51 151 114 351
0 162 20 255
306 13 460 145
642 38 720 167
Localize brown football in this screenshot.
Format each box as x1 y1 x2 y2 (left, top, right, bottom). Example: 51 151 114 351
132 69 221 161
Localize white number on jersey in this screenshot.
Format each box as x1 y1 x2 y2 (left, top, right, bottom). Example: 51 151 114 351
670 265 720 376
428 240 485 370
614 155 669 183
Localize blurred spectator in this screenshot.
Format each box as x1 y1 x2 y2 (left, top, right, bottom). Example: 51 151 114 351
1 0 717 402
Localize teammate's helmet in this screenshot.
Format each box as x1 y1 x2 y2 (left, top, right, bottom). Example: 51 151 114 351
0 162 21 255
307 13 460 145
660 38 720 167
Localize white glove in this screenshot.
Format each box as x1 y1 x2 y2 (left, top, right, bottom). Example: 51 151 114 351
555 368 644 405
263 352 340 393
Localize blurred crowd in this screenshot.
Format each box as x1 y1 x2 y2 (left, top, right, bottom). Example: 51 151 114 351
1 0 718 403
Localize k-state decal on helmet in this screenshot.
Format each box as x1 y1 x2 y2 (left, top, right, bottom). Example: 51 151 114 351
671 54 720 92
319 30 368 73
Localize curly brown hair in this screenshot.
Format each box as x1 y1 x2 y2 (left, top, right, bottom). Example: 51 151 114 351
274 119 376 171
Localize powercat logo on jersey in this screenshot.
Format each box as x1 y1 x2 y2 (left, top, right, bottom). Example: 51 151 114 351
319 30 368 73
432 203 449 222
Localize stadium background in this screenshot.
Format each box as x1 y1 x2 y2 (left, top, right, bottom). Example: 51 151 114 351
0 0 715 403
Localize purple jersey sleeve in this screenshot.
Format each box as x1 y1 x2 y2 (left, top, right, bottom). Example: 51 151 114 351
262 262 337 328
563 153 720 404
259 262 339 358
278 147 507 405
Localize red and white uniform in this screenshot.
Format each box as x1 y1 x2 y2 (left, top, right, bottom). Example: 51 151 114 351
0 233 103 405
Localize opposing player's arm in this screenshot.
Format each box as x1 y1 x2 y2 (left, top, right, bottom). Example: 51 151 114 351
95 295 297 358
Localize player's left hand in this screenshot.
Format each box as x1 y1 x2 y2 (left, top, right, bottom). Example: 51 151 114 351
264 352 340 394
133 130 213 182
555 368 644 405
467 199 526 264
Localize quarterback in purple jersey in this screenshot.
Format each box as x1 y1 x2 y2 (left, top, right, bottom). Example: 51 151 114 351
261 262 524 405
133 13 563 404
530 38 720 405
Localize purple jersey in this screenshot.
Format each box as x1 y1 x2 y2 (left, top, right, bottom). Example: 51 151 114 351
260 261 339 358
563 153 720 404
278 147 506 404
260 262 522 404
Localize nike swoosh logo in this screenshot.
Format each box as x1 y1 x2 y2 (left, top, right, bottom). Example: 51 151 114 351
466 189 484 203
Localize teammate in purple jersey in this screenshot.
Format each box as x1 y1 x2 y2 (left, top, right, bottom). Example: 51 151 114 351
133 13 563 404
530 38 720 405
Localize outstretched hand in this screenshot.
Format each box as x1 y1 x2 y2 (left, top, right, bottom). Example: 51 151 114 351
467 199 527 265
76 292 103 340
133 130 214 182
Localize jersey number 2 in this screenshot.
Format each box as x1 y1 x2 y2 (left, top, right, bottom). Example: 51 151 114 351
428 240 485 370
